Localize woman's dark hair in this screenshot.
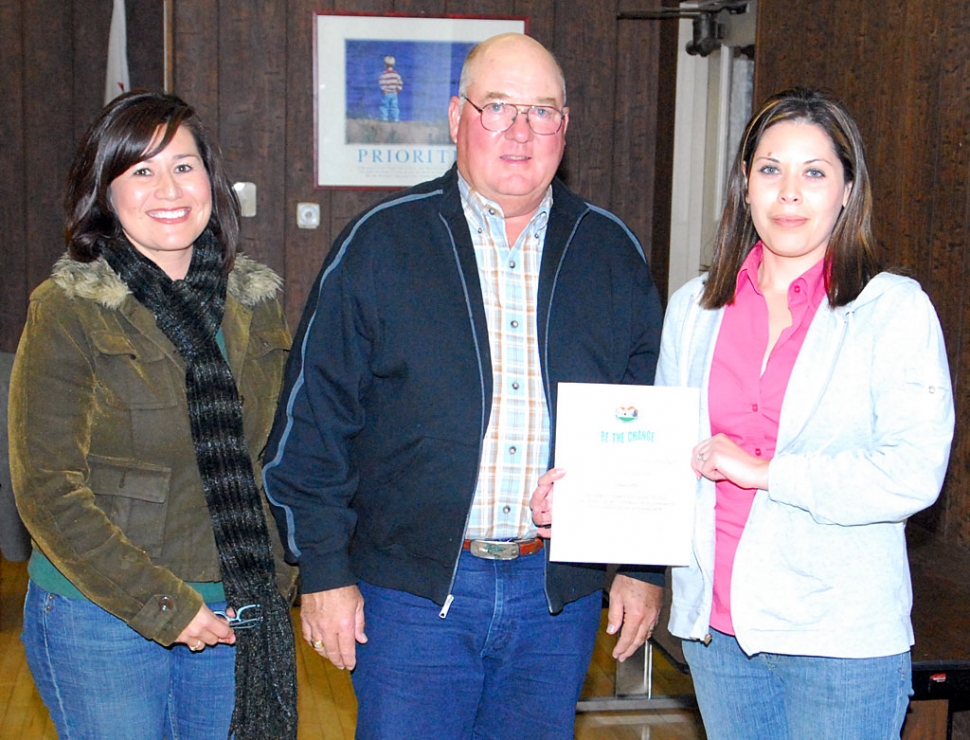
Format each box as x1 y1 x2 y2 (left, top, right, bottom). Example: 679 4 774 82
65 90 239 272
701 86 878 309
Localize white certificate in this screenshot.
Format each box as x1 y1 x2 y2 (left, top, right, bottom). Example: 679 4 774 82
549 383 700 566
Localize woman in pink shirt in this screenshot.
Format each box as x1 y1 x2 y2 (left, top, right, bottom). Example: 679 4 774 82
532 88 954 739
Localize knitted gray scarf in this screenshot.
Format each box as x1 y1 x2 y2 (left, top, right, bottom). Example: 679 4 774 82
104 232 297 739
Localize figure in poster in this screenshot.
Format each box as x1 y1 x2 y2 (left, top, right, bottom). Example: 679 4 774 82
378 55 403 122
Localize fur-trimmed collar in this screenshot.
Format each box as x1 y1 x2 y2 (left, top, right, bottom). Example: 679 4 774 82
50 253 282 310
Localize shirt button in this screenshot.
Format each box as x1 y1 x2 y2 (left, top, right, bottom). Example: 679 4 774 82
477 227 483 234
159 596 174 612
510 320 519 328
511 381 520 390
755 448 762 456
751 403 758 412
509 446 517 455
793 285 801 293
488 208 495 215
509 260 516 269
502 505 511 514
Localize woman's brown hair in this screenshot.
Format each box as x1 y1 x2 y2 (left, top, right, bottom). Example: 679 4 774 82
701 87 878 309
64 90 240 272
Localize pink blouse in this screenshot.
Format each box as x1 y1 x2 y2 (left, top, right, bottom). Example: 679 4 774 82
707 242 827 634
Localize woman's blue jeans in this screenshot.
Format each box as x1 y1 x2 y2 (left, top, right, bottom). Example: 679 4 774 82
351 549 602 739
22 580 236 740
683 628 912 739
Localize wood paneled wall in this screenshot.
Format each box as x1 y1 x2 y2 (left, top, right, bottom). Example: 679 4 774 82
165 0 677 329
0 0 675 351
0 0 164 347
753 0 970 548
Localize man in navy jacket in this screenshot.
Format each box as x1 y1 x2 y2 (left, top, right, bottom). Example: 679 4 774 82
264 33 664 738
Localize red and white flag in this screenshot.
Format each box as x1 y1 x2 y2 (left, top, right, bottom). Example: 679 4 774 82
105 0 130 104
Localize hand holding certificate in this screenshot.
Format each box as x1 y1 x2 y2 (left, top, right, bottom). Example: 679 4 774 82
548 383 700 566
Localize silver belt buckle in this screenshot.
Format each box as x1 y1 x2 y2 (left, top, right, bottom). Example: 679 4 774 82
469 539 520 560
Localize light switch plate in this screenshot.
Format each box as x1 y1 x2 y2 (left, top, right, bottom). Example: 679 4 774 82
233 182 257 217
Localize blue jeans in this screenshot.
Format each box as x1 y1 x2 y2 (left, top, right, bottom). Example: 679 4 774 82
379 92 399 122
683 628 912 739
22 580 236 740
352 549 602 739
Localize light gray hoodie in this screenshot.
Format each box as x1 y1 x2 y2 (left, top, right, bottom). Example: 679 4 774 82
657 271 954 658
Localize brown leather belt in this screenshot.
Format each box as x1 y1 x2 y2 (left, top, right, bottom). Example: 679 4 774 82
462 538 544 560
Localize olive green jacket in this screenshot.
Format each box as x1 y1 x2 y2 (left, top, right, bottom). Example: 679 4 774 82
9 253 294 645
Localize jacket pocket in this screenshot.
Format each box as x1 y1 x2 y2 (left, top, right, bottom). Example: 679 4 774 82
88 455 172 559
355 435 478 562
90 331 180 409
244 325 290 400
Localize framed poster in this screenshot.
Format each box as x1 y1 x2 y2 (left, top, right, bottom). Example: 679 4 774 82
314 13 527 188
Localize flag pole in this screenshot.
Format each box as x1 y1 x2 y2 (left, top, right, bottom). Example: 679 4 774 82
163 0 174 93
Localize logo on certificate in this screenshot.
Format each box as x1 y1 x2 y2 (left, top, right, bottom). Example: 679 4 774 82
614 405 639 423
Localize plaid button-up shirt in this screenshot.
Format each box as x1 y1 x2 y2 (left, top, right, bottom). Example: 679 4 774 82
459 174 551 541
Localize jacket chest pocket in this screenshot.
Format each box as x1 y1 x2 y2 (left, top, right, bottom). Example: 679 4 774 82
89 455 172 559
90 331 181 409
240 325 290 401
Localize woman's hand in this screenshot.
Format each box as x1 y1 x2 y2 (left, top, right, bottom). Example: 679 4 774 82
530 467 565 538
175 604 236 652
692 433 770 490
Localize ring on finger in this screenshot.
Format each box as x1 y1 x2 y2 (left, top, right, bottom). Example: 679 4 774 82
312 639 325 650
190 640 204 652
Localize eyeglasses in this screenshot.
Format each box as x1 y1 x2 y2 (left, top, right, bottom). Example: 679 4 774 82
461 96 565 135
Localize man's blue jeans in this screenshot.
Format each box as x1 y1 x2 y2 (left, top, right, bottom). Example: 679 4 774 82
22 580 236 740
352 549 602 739
683 628 912 739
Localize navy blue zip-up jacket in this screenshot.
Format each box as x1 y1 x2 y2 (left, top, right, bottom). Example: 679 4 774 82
263 166 664 613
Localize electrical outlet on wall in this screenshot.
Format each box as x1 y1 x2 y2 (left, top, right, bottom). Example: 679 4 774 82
297 202 320 229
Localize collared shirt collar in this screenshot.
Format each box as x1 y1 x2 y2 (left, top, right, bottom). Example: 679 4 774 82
736 241 827 310
457 172 553 246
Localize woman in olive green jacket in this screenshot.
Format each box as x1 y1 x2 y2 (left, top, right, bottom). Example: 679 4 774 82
9 91 297 740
